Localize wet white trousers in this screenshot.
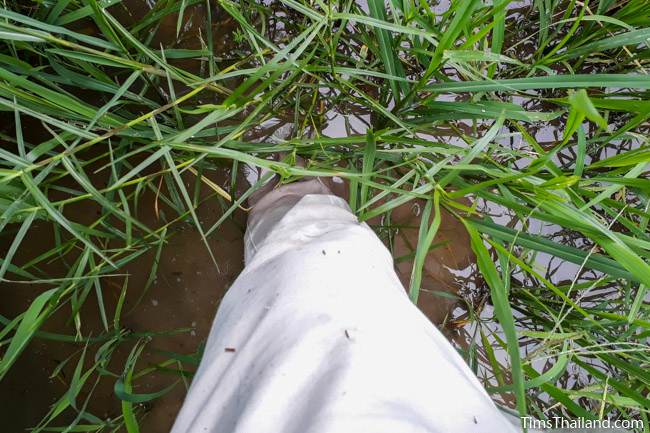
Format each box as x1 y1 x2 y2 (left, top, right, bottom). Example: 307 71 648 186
170 185 521 433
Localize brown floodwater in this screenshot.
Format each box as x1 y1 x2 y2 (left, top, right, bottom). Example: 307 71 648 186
0 141 248 432
0 152 474 432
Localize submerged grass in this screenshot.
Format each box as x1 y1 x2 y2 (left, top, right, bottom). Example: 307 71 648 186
0 0 649 431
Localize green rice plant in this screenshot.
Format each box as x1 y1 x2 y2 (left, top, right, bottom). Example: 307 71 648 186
0 0 649 431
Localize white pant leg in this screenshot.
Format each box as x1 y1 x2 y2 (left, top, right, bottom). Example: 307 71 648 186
171 188 521 433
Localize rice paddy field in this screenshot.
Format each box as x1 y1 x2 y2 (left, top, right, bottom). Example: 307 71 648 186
0 0 649 431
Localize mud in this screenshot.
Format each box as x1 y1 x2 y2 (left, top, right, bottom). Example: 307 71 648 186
0 159 474 432
0 149 247 431
391 200 478 325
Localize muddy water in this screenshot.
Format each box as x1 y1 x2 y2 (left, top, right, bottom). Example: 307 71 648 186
0 151 247 432
1 2 480 432
391 200 478 325
0 159 474 433
1 181 475 433
0 168 474 432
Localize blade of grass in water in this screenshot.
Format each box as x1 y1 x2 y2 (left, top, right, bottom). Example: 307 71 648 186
423 74 650 93
466 222 528 419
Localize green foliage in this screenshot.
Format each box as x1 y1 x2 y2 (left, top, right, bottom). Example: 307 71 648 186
0 0 649 430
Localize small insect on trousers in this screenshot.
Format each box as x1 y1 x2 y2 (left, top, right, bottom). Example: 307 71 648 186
171 181 521 433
